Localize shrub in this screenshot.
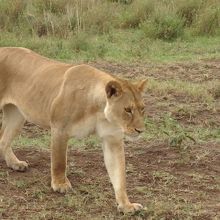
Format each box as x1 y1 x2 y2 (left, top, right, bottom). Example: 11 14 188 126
0 0 27 31
33 0 69 14
26 12 75 38
193 6 220 36
176 0 203 27
142 11 184 40
69 32 91 52
83 1 119 33
26 0 85 37
119 0 155 28
0 0 220 39
107 0 132 4
68 32 108 60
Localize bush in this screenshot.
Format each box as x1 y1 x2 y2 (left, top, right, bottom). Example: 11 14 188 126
33 0 69 14
69 32 91 52
142 11 184 40
119 0 154 28
26 12 75 38
176 0 203 27
0 0 219 39
107 0 132 4
83 1 119 33
0 0 27 31
26 0 89 37
68 32 108 60
193 6 220 36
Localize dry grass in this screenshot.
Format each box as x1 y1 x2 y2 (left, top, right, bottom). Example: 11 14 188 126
0 0 219 39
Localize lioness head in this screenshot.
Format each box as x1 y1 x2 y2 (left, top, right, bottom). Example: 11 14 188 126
104 79 146 140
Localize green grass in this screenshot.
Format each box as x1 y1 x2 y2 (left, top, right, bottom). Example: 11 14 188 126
0 0 219 64
14 134 100 150
14 134 50 148
12 114 219 152
144 115 220 145
147 78 216 103
1 30 220 63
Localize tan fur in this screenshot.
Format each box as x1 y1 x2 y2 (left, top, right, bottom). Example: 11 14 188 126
0 47 146 213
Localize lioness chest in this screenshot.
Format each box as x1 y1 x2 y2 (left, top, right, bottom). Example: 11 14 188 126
69 115 97 138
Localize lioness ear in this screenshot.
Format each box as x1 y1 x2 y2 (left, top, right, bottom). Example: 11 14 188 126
135 79 147 93
105 80 122 98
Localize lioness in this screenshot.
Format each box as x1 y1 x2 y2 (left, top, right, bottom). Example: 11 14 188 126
0 47 146 213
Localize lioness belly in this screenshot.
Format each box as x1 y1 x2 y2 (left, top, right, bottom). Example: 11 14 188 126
18 106 50 128
1 99 50 128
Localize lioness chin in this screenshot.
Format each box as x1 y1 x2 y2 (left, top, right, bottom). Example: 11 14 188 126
0 47 146 213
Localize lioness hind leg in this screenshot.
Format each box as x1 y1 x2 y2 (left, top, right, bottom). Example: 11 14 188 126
0 112 6 139
0 104 27 171
0 128 3 140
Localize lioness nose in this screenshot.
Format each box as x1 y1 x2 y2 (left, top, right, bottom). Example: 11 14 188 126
135 128 144 134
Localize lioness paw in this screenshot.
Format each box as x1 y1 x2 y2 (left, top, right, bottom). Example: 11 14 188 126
118 203 143 213
7 160 28 172
51 178 72 193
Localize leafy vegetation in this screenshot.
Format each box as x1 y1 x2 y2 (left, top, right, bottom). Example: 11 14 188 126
0 0 220 62
0 0 219 38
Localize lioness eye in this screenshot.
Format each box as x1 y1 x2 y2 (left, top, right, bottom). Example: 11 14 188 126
124 107 132 114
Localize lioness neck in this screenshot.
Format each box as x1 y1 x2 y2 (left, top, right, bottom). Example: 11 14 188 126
50 64 118 139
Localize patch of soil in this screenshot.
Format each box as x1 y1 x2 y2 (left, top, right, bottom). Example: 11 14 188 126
0 141 219 219
89 60 220 127
89 59 220 82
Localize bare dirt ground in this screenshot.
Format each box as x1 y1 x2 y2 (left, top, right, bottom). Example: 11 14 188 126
0 60 219 219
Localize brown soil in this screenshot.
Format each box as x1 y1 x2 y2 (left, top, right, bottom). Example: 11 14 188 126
0 60 219 219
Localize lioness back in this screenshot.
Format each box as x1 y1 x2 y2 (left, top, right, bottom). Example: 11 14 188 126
0 47 114 127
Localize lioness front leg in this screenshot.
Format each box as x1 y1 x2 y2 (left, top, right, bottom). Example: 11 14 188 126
51 129 72 193
102 138 143 213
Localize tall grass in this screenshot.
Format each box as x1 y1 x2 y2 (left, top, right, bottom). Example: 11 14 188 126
141 6 184 41
0 0 219 40
119 0 154 28
194 5 220 36
176 0 204 27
